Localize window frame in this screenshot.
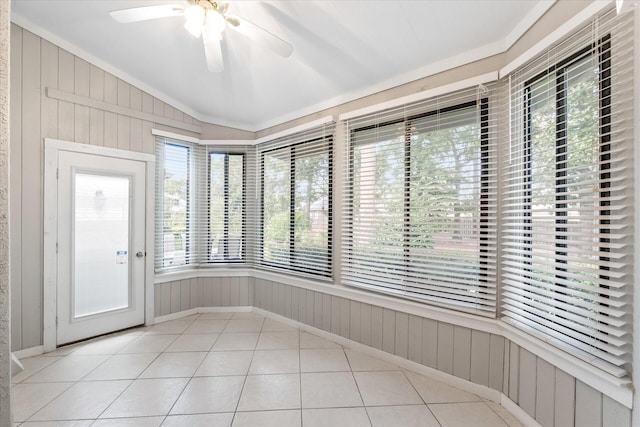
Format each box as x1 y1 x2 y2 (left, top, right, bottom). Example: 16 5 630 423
345 98 491 309
259 136 333 277
520 36 612 334
207 151 247 264
156 140 193 271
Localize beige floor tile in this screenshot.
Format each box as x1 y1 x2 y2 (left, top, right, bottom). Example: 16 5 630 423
237 374 301 411
405 370 481 403
256 332 299 350
11 311 523 427
84 353 158 381
20 421 94 426
429 402 509 427
71 334 138 355
345 349 399 372
163 413 234 427
367 405 440 427
184 319 229 334
199 312 234 320
117 334 178 354
165 333 218 352
41 343 83 357
231 410 301 427
232 312 265 320
92 416 164 426
302 408 371 427
170 376 244 414
101 378 189 418
262 318 298 332
11 356 63 384
300 332 341 349
486 401 525 427
139 352 207 378
300 348 350 372
249 350 300 374
24 355 110 383
30 380 130 421
354 371 422 406
11 382 73 422
195 351 254 376
212 333 259 351
145 319 194 335
301 372 363 409
224 318 264 333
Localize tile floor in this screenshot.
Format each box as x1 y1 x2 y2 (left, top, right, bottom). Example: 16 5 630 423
11 312 524 427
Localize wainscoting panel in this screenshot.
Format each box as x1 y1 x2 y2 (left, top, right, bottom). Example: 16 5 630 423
154 276 252 316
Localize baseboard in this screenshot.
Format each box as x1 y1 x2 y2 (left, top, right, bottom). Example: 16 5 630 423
153 308 199 323
198 306 252 313
13 346 44 360
11 353 24 378
501 395 542 427
153 306 252 323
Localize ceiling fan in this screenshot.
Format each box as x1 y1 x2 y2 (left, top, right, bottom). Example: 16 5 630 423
110 1 293 72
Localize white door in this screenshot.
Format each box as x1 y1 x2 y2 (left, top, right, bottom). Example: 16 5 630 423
56 151 146 345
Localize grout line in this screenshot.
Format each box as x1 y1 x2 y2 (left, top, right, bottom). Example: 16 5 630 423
298 327 304 426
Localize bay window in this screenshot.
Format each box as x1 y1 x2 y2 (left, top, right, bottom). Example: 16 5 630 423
502 9 634 376
342 92 497 315
258 126 333 277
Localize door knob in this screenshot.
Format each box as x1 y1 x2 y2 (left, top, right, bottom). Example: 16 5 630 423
136 251 144 258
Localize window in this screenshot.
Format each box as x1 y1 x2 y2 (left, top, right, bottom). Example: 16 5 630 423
155 140 192 270
258 126 333 277
209 153 245 262
155 136 248 271
343 92 497 315
502 9 634 377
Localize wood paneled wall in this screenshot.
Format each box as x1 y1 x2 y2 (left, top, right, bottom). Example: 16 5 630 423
9 25 201 351
154 277 253 317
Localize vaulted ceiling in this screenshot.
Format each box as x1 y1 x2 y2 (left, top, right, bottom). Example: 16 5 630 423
11 0 554 132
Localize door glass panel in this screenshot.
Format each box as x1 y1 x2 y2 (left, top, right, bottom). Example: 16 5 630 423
74 172 130 318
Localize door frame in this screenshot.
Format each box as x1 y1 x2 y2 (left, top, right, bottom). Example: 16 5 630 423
43 138 155 352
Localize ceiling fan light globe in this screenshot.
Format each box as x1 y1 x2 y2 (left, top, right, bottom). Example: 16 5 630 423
205 10 226 35
184 5 204 37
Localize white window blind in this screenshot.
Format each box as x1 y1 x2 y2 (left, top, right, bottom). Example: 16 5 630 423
342 87 499 315
256 124 334 277
155 136 251 271
208 152 246 263
155 137 200 271
502 8 634 377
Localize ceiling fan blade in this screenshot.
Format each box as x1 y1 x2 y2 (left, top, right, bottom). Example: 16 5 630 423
110 4 184 24
203 32 224 72
227 15 293 58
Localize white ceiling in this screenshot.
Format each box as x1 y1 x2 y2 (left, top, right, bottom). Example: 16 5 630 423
11 0 554 132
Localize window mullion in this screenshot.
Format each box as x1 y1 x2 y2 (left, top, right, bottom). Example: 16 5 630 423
555 70 568 285
403 120 411 284
223 153 230 260
524 87 533 270
598 36 612 311
290 146 296 267
479 98 490 301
